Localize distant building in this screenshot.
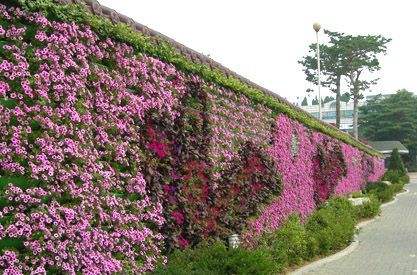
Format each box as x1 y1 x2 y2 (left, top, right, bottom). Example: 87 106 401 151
300 100 360 131
367 140 409 157
368 140 409 167
299 93 394 132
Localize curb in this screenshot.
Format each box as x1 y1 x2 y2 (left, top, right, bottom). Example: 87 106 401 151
290 186 409 275
380 187 409 208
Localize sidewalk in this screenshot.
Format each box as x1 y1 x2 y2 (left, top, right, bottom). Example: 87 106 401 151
296 173 417 275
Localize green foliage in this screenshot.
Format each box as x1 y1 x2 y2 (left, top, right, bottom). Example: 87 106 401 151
301 96 308 106
341 92 350 102
350 191 363 198
383 170 409 185
299 28 390 130
360 90 417 164
0 237 24 252
0 176 42 190
363 177 405 204
153 241 276 275
259 215 308 272
299 32 347 92
157 196 384 274
10 0 381 157
391 183 405 193
324 30 391 137
388 148 407 176
323 96 335 104
401 174 410 184
383 170 401 184
305 197 356 255
354 195 381 220
0 98 18 109
364 181 394 203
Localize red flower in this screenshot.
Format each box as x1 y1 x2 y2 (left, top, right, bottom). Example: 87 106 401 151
147 140 169 158
177 235 189 249
171 210 185 225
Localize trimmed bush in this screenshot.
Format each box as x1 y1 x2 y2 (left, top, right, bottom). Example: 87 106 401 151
388 148 406 176
305 198 356 255
364 181 394 203
153 241 276 275
391 183 404 193
400 174 410 184
355 195 381 219
259 215 309 272
383 170 402 185
157 195 385 274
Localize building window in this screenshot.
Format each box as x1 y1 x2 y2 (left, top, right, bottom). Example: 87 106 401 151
323 111 336 120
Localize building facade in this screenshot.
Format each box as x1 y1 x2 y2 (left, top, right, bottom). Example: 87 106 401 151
300 94 394 132
301 100 357 131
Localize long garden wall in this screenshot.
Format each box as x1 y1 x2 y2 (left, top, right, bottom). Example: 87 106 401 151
0 1 384 274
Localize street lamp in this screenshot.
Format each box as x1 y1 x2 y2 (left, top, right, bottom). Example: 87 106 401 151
313 22 322 120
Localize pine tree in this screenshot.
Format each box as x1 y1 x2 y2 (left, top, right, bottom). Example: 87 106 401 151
301 96 308 106
388 148 406 176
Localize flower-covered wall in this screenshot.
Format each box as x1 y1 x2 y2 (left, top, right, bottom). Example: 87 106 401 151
0 3 385 274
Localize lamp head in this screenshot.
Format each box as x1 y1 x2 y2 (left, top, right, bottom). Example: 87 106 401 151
313 22 321 32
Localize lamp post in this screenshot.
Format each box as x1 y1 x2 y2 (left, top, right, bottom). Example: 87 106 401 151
313 22 322 120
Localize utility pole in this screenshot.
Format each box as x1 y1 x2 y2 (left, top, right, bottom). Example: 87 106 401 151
313 22 322 120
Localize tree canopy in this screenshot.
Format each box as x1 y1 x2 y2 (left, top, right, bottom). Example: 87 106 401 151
359 89 417 166
301 96 308 106
388 148 407 176
299 30 347 128
337 32 391 138
299 30 390 133
323 96 335 104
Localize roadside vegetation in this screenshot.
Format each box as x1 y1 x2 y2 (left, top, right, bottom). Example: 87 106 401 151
153 152 409 274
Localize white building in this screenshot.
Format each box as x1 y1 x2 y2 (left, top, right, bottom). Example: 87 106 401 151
301 100 358 131
299 94 394 132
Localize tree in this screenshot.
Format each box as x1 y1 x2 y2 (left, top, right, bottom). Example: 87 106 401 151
340 92 350 103
359 89 417 168
388 148 406 176
338 33 391 139
300 31 390 135
299 30 348 129
312 96 319 105
323 96 335 104
301 96 308 106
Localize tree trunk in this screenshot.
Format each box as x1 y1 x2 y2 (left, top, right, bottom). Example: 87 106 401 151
335 75 341 129
353 91 359 139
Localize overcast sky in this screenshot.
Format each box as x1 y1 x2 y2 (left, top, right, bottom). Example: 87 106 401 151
99 0 417 104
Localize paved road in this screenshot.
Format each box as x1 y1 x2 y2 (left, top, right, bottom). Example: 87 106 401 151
301 173 417 275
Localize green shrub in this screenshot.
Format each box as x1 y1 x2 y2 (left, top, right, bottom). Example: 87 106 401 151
364 179 406 203
391 183 404 193
305 198 356 255
388 148 406 176
350 191 363 198
354 195 381 220
383 170 402 184
154 241 276 275
400 174 410 184
364 181 394 203
259 215 308 272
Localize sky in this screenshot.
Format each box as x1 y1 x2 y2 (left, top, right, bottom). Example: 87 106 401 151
99 0 417 104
